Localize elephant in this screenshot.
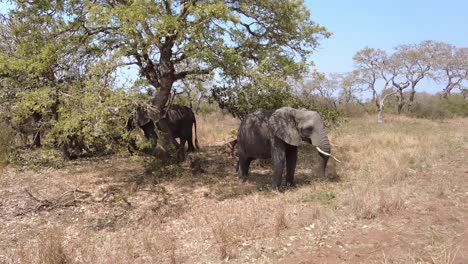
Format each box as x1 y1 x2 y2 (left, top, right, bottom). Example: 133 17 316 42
127 104 199 159
237 107 331 190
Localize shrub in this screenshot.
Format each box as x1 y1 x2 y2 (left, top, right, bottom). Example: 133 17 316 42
47 88 132 159
212 84 343 127
439 94 468 117
337 102 374 118
406 93 468 119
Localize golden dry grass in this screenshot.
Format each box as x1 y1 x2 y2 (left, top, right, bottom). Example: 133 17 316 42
0 114 467 263
196 111 239 147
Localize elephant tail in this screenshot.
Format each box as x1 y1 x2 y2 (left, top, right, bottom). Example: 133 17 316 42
193 117 200 150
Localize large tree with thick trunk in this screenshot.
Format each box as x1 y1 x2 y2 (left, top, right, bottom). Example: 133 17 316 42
3 0 330 158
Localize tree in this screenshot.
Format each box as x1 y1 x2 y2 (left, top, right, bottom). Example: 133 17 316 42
78 1 329 113
3 0 330 158
395 41 440 102
0 3 133 156
337 71 364 105
432 44 468 98
353 47 396 123
300 71 339 104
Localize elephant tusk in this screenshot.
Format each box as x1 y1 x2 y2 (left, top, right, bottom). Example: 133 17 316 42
316 147 341 163
316 146 331 156
332 156 341 163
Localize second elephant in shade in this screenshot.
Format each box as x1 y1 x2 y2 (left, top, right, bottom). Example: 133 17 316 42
237 107 331 190
127 104 199 158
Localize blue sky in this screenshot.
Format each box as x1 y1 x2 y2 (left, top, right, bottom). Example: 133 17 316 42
306 0 468 93
2 1 466 94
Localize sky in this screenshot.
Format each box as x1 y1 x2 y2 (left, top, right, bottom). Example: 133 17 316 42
305 0 468 93
1 1 466 94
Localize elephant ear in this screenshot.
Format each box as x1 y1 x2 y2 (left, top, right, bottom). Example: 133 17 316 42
268 107 301 146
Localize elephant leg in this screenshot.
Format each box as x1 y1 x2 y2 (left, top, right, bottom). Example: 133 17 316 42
141 121 158 151
187 133 196 152
285 145 298 187
271 138 286 190
172 139 185 162
179 137 187 152
238 155 253 182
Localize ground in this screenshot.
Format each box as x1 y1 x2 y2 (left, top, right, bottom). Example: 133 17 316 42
0 114 467 264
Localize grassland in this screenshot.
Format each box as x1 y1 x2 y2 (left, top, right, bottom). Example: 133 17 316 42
0 114 467 263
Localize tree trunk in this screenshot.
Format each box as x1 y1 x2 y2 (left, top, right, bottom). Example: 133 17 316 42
378 103 384 123
397 95 404 114
409 88 416 104
442 83 452 99
150 41 186 162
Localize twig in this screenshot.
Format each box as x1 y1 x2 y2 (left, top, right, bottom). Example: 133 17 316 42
20 188 92 215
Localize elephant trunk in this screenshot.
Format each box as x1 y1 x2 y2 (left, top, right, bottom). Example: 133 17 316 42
311 130 331 179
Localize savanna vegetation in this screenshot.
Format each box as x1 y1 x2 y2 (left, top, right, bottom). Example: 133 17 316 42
0 1 467 263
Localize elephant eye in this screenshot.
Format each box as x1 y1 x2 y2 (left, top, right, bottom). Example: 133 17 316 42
301 126 313 134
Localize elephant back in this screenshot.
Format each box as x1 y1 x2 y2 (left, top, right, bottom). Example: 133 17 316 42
166 104 195 123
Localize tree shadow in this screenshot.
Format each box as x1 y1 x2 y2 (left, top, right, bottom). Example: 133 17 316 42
85 143 342 203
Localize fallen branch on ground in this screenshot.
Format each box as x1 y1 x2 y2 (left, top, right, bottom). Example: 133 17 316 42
18 188 92 216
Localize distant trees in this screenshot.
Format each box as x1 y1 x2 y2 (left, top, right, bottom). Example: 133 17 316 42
432 45 468 98
291 40 467 123
325 41 468 122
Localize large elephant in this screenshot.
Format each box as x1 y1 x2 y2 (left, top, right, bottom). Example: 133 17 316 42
237 107 331 190
127 104 199 159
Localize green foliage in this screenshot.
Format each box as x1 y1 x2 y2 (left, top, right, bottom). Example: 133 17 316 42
407 94 468 119
438 95 468 117
8 148 66 171
212 78 343 127
1 0 331 163
291 97 343 128
211 80 294 120
11 87 55 122
48 86 132 158
337 103 373 118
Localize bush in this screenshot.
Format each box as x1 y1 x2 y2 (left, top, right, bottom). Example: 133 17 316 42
211 84 343 127
337 103 374 118
291 97 343 128
46 87 132 159
211 83 295 120
439 94 468 117
406 93 467 119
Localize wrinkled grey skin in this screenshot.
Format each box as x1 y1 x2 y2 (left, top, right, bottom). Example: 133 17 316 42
237 107 331 190
128 104 199 159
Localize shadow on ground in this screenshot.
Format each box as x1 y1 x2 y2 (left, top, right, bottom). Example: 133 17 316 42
85 144 342 202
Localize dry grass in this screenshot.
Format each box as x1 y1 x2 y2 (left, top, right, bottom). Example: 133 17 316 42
274 205 288 237
196 111 239 147
1 114 467 263
331 115 467 219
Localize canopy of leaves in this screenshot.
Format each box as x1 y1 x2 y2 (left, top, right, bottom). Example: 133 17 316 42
0 0 332 157
37 0 330 110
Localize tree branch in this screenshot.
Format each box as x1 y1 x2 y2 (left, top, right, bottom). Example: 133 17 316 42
174 68 212 80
